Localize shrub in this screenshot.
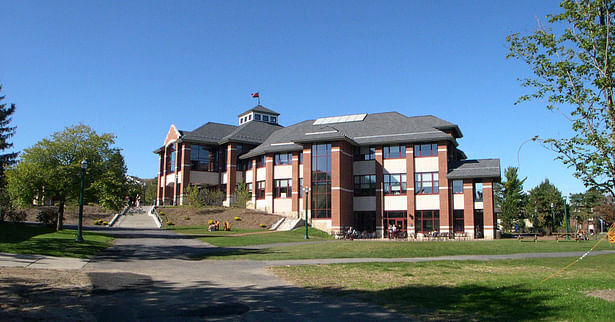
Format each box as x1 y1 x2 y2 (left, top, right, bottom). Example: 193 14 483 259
167 221 174 226
233 183 250 208
102 221 108 225
159 212 165 216
6 210 26 223
259 223 267 228
234 216 241 221
184 216 190 220
93 219 101 225
37 208 58 226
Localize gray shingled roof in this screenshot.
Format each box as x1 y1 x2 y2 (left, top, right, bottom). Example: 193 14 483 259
447 159 501 180
181 122 237 145
238 105 280 117
240 112 462 159
219 121 283 145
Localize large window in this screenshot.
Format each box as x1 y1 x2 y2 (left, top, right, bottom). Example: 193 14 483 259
246 182 253 198
312 143 331 218
383 145 406 159
453 210 464 233
452 180 463 194
218 149 227 171
384 174 407 195
246 159 253 170
474 182 484 202
256 155 266 168
416 210 440 233
354 175 376 196
354 146 375 161
191 145 219 171
299 153 303 164
415 172 439 194
414 143 438 157
166 146 176 173
275 152 292 165
254 114 261 121
256 181 265 199
274 179 292 198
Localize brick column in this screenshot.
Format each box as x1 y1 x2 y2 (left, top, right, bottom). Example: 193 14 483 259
302 145 312 222
438 142 451 233
375 146 384 238
157 153 164 206
226 143 237 206
179 143 191 206
463 179 475 238
251 159 257 209
483 179 495 239
161 148 168 205
331 141 354 233
265 154 274 213
173 143 179 205
406 145 416 235
291 152 300 216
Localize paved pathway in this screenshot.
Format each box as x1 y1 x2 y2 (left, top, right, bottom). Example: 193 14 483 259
3 226 615 321
112 206 158 229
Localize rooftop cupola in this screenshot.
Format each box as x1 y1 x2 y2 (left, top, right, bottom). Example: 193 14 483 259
238 105 280 125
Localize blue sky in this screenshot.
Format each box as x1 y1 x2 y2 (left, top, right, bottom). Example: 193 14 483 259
1 0 586 195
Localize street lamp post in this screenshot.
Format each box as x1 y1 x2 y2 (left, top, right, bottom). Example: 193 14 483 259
304 186 310 239
75 160 87 243
564 196 569 240
551 202 555 235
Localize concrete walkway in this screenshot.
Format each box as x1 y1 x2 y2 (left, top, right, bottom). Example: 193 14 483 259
111 206 158 229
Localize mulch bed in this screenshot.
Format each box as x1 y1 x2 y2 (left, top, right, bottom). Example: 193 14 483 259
156 206 283 229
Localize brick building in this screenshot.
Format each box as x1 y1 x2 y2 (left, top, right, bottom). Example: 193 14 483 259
154 105 500 239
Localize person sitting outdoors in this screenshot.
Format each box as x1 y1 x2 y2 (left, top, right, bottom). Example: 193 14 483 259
224 221 231 231
208 223 215 232
214 220 220 231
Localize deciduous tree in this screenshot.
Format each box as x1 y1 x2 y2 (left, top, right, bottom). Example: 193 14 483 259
507 0 615 197
6 125 128 229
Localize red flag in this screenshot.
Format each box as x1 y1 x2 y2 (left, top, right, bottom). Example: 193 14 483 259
251 92 259 98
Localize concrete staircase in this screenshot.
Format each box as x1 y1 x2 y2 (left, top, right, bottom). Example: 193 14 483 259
271 217 304 231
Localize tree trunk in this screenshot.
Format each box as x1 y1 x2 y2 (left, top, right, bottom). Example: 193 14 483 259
56 199 65 231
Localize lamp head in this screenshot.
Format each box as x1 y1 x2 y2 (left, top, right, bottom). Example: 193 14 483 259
81 160 88 169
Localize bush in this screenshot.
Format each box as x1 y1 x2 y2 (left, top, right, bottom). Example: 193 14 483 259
259 223 266 228
184 216 190 220
37 208 58 226
6 210 26 223
102 221 108 225
234 216 241 221
167 221 174 226
233 183 250 208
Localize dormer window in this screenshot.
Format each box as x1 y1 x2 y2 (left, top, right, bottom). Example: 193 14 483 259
263 115 269 122
271 116 277 123
255 114 261 121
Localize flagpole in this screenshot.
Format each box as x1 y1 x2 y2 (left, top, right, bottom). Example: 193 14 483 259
258 91 260 105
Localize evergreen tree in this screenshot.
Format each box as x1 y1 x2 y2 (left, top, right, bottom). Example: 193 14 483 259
499 167 527 232
0 85 17 221
526 179 565 234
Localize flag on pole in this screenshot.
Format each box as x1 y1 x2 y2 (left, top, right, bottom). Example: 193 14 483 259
251 92 259 98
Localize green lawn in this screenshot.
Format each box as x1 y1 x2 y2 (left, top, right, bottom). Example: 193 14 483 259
271 254 615 321
0 223 114 258
168 226 332 247
203 238 614 260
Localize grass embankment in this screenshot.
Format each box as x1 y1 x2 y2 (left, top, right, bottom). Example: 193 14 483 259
271 254 615 320
0 223 113 258
168 226 332 247
204 238 614 260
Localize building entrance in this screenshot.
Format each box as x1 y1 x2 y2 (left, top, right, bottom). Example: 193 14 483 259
384 211 407 238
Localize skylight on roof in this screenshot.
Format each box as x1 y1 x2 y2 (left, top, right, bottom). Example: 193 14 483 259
313 113 367 125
